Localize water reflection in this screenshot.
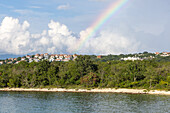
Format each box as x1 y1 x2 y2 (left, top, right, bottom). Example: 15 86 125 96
0 92 169 113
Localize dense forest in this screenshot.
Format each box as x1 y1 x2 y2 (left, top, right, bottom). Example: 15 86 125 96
0 55 170 90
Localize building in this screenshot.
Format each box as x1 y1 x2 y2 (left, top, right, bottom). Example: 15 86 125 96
64 54 68 57
44 53 49 59
7 61 12 64
15 61 21 64
161 52 170 57
8 58 14 61
50 54 55 59
155 52 160 55
97 55 102 59
49 57 55 62
21 57 25 61
26 55 31 59
63 59 70 62
35 54 40 58
65 55 72 60
55 59 61 62
0 53 78 65
34 59 40 62
14 58 17 61
0 61 3 65
55 54 59 58
59 54 64 59
73 54 78 60
121 57 142 61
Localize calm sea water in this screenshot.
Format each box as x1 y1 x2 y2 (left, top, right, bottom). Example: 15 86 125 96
0 91 169 113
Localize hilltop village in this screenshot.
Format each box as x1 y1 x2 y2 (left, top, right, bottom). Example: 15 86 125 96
120 52 170 61
0 53 78 65
0 52 170 65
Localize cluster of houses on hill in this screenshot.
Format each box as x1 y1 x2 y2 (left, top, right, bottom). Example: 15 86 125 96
0 53 78 65
120 52 170 61
0 52 169 65
155 52 170 57
120 56 155 61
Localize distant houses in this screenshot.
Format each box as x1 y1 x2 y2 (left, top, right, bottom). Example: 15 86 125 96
0 52 170 65
0 53 78 65
121 57 142 61
155 52 170 57
161 52 170 57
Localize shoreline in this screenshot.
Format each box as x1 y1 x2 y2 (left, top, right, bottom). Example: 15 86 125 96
0 88 170 95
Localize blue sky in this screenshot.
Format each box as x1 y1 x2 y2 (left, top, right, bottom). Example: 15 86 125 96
0 0 109 33
0 0 170 56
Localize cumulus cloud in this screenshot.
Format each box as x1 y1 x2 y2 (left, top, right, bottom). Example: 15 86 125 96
57 4 70 10
0 17 139 55
0 17 31 55
77 28 139 54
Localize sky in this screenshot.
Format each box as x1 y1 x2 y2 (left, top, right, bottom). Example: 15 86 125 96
0 0 170 57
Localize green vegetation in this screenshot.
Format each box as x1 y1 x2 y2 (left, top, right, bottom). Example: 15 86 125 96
0 55 170 90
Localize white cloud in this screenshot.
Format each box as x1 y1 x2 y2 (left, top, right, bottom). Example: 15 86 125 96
29 6 41 9
13 9 33 15
13 9 53 16
0 17 139 55
48 20 71 36
76 28 139 55
57 4 70 10
0 17 31 55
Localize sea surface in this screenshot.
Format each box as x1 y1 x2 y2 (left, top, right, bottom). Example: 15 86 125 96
0 91 169 113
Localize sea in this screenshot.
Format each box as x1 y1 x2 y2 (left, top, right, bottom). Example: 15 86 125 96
0 91 169 113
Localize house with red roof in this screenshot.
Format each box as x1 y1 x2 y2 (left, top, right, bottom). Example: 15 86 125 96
0 61 3 65
35 54 40 58
65 55 72 60
63 59 70 62
55 59 61 62
26 55 31 59
161 52 170 57
97 55 102 59
59 54 64 59
21 57 25 61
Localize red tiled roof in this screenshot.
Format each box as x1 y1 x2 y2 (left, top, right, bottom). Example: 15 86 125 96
65 56 71 58
155 52 159 55
97 55 102 59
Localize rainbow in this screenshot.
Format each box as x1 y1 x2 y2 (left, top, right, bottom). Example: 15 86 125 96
74 0 129 53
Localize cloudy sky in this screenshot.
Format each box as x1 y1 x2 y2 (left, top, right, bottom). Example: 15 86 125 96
0 0 170 56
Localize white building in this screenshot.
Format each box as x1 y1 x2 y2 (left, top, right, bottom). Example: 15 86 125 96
121 57 142 61
34 59 40 62
0 61 3 65
49 58 55 62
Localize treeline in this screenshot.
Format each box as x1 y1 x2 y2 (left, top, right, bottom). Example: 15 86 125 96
0 55 169 90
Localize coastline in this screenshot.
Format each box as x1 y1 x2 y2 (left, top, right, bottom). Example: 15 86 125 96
0 88 170 95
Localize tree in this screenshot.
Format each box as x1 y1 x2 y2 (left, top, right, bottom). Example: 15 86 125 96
17 57 21 61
